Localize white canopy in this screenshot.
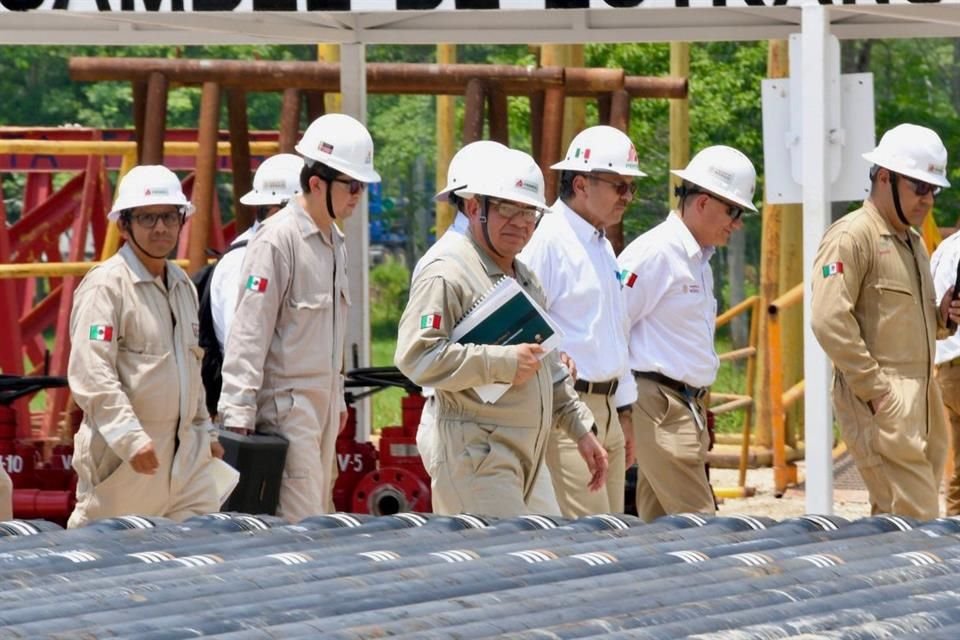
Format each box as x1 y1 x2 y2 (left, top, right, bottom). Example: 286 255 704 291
1 1 959 45
2 0 956 514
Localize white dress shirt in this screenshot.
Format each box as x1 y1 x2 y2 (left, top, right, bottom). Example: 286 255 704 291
519 199 637 408
210 220 260 350
618 211 719 389
932 230 960 365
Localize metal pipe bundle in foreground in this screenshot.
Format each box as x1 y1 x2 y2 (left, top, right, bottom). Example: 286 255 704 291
1 512 959 638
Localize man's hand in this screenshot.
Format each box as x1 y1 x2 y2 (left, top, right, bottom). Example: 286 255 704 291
129 441 159 475
210 439 225 459
559 351 578 383
339 410 349 435
512 343 545 386
941 286 960 330
619 409 636 467
868 390 893 415
576 431 609 492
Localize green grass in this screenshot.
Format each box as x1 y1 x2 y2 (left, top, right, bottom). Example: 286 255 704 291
371 337 405 432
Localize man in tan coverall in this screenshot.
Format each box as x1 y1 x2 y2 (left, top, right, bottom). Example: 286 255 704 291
812 123 960 520
0 466 11 521
395 149 608 517
219 114 380 523
68 165 221 528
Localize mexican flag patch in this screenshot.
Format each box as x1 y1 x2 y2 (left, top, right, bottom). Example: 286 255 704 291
246 275 269 292
619 269 638 288
821 262 843 278
420 313 441 330
89 324 113 342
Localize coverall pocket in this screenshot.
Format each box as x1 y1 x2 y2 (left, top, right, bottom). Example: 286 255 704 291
832 378 882 468
461 421 497 474
117 349 177 423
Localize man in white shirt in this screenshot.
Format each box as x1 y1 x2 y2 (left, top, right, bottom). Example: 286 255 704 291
520 125 643 517
931 231 960 516
619 145 758 522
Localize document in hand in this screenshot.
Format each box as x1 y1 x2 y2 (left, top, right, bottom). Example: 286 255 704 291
451 276 563 403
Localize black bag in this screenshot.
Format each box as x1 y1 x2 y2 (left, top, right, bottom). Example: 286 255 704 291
192 240 248 417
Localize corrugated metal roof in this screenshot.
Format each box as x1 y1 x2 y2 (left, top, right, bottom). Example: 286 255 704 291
2 512 960 638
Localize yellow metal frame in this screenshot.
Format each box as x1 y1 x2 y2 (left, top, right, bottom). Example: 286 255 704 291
767 282 804 496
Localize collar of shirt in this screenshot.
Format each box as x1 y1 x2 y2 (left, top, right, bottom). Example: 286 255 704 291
119 243 188 292
862 199 920 247
556 199 606 245
465 229 508 279
291 198 344 247
232 220 260 246
666 210 715 262
451 211 470 234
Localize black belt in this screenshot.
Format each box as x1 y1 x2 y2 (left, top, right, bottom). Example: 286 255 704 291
573 378 619 396
633 370 707 400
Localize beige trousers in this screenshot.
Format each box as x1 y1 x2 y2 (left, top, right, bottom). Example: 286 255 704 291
833 373 944 521
0 465 12 521
546 391 625 517
936 362 960 516
417 397 560 516
631 376 714 523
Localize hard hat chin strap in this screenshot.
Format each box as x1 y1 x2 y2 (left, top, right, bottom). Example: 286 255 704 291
479 197 505 259
122 214 170 261
888 172 911 228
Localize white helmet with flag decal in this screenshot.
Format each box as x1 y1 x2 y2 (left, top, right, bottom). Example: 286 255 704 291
458 148 549 212
295 113 381 184
108 165 194 221
550 125 646 177
240 154 304 206
433 140 508 203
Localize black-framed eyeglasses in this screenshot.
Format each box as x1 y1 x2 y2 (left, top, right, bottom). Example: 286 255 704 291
901 174 942 198
589 175 638 198
130 210 186 228
488 197 543 223
686 190 744 221
333 177 366 195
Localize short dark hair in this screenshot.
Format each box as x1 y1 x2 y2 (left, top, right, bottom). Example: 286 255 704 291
299 160 339 194
558 170 579 202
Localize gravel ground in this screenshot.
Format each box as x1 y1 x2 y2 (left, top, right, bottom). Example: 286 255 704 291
710 464 873 522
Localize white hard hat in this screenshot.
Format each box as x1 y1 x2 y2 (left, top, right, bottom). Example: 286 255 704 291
671 145 758 212
433 140 508 203
240 154 304 206
862 123 950 188
295 113 381 184
550 125 646 177
108 165 194 221
459 149 549 212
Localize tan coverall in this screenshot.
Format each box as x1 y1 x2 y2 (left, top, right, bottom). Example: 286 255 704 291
811 200 949 520
67 244 219 528
0 466 11 521
219 199 348 523
395 233 593 518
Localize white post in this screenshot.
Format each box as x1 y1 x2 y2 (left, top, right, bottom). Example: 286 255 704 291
801 4 834 515
340 42 372 443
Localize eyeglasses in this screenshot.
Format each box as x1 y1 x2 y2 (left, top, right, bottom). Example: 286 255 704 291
333 177 366 195
130 210 185 228
902 175 942 198
687 191 744 221
589 175 638 199
488 197 543 223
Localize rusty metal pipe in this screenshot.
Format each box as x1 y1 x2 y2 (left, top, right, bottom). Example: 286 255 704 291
140 71 168 165
462 79 486 146
278 88 301 155
487 83 509 146
226 89 254 235
70 58 685 99
189 81 221 276
541 86 565 203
